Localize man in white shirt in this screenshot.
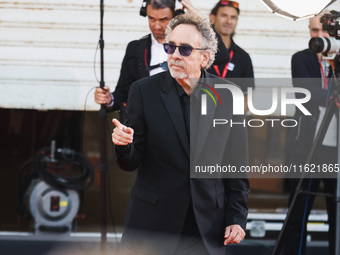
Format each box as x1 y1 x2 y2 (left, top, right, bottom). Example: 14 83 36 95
94 0 175 122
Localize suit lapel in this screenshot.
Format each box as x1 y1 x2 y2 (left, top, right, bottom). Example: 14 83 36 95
192 72 217 164
160 72 190 158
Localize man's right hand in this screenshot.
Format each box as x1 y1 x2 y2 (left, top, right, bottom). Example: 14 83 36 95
94 86 112 105
112 118 134 146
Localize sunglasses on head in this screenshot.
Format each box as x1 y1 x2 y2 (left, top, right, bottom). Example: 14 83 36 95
163 43 206 57
220 0 239 8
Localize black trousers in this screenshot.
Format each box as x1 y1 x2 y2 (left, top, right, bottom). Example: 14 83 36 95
120 203 210 255
173 204 210 255
283 145 337 255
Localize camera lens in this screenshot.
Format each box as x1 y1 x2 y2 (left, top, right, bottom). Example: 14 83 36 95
309 38 324 53
309 37 340 54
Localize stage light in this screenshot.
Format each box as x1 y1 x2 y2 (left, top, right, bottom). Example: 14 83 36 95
261 0 338 20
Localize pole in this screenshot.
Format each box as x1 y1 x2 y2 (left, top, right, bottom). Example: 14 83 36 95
99 0 107 251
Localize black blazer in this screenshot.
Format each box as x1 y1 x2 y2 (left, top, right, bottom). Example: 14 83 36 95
285 49 328 156
111 34 152 117
116 70 249 255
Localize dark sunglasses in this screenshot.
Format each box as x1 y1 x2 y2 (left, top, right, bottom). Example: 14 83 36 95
221 0 239 8
163 43 206 57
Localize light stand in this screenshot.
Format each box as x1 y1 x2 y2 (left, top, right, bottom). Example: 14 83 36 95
272 57 340 255
261 0 337 21
335 58 340 255
260 2 340 254
99 0 107 251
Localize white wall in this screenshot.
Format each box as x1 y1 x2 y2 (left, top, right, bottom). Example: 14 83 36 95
0 0 339 110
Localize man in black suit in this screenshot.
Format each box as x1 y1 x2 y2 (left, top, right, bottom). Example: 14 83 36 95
112 11 249 255
94 0 175 122
283 13 337 255
94 0 230 122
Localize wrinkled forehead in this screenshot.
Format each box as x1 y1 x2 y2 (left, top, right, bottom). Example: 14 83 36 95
169 24 202 46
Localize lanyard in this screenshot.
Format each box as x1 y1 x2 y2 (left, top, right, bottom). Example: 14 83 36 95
213 50 234 79
144 48 149 72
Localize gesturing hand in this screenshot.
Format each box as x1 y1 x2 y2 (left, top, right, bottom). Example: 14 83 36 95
112 118 134 146
224 224 245 245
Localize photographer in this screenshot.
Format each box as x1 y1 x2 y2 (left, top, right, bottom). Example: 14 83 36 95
283 12 337 255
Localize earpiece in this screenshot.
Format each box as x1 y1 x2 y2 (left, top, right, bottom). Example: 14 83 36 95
140 0 147 17
140 0 184 18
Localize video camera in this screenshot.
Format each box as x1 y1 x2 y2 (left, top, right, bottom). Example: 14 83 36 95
309 10 340 55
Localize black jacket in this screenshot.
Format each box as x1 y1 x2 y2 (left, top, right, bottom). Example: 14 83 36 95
284 49 329 156
110 34 152 122
207 39 254 92
116 70 249 255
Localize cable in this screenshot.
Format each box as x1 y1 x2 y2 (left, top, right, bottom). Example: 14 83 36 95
298 178 313 255
326 71 335 106
297 65 335 254
35 147 95 191
94 39 100 83
84 86 97 112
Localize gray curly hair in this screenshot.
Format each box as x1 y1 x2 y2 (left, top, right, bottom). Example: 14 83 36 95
165 12 218 69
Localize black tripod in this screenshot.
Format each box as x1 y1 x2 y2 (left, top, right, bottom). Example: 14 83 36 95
272 56 340 255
